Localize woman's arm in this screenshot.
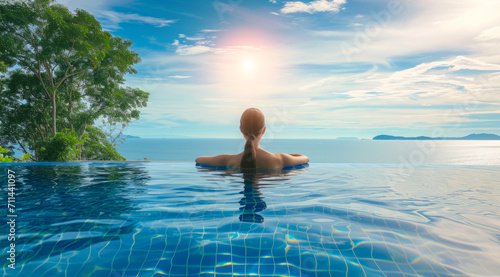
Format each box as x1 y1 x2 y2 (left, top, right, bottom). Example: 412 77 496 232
195 154 233 166
279 153 309 166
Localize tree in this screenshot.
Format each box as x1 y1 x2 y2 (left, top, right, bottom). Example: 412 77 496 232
38 128 85 162
0 0 149 161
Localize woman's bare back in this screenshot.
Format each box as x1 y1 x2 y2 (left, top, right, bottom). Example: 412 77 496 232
219 147 308 169
226 148 283 169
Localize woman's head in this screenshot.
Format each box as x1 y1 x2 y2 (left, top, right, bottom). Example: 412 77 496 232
240 108 265 172
240 108 266 139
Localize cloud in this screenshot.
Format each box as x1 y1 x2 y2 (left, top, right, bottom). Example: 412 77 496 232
168 75 192 79
475 26 500 41
286 0 500 66
174 44 265 56
55 0 177 30
280 0 346 14
293 56 500 132
171 27 266 56
93 10 176 29
186 36 205 41
175 45 214 55
299 56 500 110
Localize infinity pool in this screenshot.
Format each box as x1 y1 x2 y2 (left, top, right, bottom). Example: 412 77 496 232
1 163 499 276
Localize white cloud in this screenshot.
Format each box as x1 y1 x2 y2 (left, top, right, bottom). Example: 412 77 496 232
285 56 500 135
55 0 176 30
280 0 346 14
174 44 265 56
201 29 222 33
175 45 214 55
286 0 500 66
168 75 192 79
172 40 179 46
300 56 500 106
186 37 204 41
92 10 176 29
475 26 500 41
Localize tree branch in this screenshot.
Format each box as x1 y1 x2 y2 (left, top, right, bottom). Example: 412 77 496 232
54 66 92 90
39 108 53 134
80 123 88 139
14 137 30 156
43 61 55 87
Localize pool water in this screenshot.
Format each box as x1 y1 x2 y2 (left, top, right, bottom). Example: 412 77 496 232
1 163 500 276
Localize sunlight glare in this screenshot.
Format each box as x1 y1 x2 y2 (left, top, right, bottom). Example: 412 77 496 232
208 28 284 99
242 58 256 73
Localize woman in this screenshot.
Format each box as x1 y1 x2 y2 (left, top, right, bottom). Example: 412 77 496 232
195 108 309 170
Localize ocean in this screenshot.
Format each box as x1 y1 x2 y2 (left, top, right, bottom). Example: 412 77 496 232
117 138 500 165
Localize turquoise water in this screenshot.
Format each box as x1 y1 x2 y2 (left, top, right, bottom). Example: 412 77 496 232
116 139 500 164
1 163 500 276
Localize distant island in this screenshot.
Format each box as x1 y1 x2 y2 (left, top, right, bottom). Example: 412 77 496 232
373 133 500 140
120 135 141 139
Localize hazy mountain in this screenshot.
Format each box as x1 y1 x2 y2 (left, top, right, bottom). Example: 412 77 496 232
373 133 500 140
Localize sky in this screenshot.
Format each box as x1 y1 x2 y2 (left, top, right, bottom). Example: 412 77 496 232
56 0 500 139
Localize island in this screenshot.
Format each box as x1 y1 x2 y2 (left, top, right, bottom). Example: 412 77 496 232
120 135 141 139
373 133 500 140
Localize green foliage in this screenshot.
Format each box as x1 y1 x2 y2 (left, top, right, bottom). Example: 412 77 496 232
0 146 14 162
0 61 6 73
0 0 149 161
37 128 125 162
20 153 32 162
38 129 86 161
80 126 125 161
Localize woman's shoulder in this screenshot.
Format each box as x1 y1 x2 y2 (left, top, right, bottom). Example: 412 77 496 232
227 150 281 169
226 152 244 168
254 150 283 168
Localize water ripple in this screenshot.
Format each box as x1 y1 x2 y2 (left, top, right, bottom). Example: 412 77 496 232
1 163 499 276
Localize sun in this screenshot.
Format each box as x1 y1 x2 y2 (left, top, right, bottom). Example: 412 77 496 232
241 58 257 73
208 28 284 98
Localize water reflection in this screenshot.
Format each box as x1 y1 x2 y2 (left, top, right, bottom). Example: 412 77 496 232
239 174 268 223
196 166 308 223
